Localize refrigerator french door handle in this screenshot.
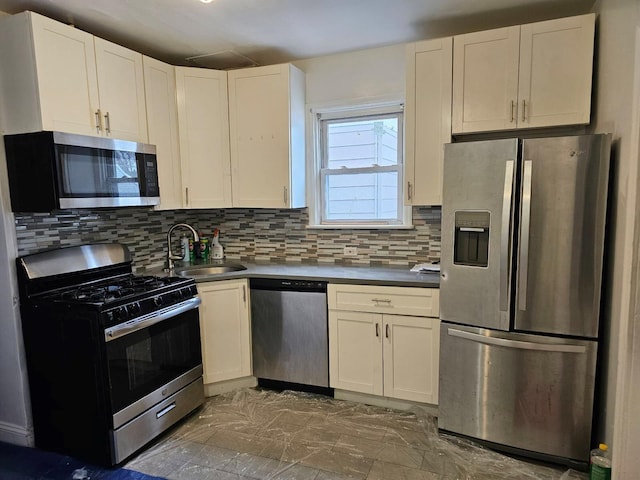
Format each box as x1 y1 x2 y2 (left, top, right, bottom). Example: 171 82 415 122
447 327 587 354
500 160 515 312
518 160 533 311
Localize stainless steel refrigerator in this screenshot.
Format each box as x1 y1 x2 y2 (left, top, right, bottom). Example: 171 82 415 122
438 134 610 466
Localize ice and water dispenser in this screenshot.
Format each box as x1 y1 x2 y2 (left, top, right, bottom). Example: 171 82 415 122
453 211 490 267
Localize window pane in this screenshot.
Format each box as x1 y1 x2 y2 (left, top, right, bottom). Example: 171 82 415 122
326 118 398 169
324 172 399 221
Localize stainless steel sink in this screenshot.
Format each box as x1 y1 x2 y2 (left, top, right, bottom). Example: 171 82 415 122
175 264 247 277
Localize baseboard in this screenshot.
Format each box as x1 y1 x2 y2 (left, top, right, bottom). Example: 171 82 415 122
334 389 439 416
0 420 34 447
204 376 257 397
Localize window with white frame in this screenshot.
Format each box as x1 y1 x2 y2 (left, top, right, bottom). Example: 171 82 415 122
313 104 409 227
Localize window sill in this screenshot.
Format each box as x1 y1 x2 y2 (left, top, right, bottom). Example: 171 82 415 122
306 224 415 230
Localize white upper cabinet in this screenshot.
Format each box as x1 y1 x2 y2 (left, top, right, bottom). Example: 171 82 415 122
0 12 99 136
228 64 306 208
0 11 147 142
452 26 520 133
175 67 232 208
93 38 148 142
404 37 452 206
517 14 595 128
143 56 183 210
452 14 595 134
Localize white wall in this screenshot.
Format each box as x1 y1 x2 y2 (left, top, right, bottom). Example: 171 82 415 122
0 27 34 443
293 44 406 220
294 44 405 107
590 0 640 477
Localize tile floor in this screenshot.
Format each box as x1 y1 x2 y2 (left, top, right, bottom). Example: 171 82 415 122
125 388 589 480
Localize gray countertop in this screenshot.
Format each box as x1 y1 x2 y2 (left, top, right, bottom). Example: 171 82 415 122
159 261 440 288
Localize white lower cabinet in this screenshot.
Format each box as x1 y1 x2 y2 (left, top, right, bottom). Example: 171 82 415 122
329 310 384 396
328 284 440 404
198 279 251 384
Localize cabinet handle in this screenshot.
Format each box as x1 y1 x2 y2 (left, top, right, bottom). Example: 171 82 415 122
407 181 413 201
283 186 288 205
375 323 380 337
510 101 515 123
385 324 390 339
372 298 392 304
104 112 111 134
185 187 189 206
95 109 102 133
242 285 246 304
522 100 527 122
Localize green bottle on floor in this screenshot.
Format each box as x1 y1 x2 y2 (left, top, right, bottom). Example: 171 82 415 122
590 443 612 480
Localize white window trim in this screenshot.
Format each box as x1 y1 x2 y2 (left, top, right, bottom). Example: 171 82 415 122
306 99 413 229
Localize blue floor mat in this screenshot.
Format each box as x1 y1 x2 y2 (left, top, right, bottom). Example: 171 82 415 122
0 441 165 480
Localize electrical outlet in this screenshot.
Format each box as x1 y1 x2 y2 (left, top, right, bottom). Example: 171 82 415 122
343 246 358 256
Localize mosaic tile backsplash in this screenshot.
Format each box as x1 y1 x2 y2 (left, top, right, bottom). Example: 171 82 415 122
14 207 441 272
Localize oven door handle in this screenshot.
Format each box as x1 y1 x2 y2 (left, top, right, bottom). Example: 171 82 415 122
104 297 201 342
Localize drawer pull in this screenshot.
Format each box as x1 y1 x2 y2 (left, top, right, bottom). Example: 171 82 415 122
156 402 176 419
372 298 392 304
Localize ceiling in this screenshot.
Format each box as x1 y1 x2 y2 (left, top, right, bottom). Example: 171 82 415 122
0 0 596 69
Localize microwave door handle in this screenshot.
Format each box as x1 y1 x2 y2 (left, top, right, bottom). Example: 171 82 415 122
518 160 533 311
500 159 515 312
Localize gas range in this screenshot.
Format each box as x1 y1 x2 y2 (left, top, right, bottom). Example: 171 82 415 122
16 243 204 466
37 273 198 328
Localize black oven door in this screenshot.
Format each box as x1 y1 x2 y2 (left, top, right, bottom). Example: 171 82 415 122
104 299 202 425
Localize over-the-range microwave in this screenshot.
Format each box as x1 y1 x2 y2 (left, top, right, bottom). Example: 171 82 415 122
4 131 160 212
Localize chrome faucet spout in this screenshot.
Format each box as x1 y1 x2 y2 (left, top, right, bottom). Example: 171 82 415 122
166 223 200 271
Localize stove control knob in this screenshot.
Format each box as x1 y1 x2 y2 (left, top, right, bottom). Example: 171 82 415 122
153 296 164 307
113 306 127 322
128 302 141 316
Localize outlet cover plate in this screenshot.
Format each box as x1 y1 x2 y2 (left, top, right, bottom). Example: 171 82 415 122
343 247 358 256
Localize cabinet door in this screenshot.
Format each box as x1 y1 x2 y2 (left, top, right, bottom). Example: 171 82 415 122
176 67 232 208
228 64 305 208
383 315 440 404
517 14 595 128
30 13 100 136
329 310 383 395
452 26 520 133
198 280 251 384
94 37 148 142
405 37 452 206
143 56 183 210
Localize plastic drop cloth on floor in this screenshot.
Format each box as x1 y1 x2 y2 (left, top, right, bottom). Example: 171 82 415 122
125 388 589 480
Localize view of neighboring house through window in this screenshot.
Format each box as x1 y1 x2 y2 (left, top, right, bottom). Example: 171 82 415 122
318 107 405 226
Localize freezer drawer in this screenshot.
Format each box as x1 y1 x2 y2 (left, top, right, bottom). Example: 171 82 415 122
438 322 597 462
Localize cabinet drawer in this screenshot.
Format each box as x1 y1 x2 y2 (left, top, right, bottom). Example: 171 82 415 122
328 284 439 317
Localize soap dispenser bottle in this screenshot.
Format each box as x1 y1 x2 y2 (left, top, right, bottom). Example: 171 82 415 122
212 228 224 259
180 234 190 263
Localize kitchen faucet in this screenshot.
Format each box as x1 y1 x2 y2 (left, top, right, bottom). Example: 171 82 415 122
166 223 199 271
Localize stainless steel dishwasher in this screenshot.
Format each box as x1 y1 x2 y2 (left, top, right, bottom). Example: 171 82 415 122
250 278 329 389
